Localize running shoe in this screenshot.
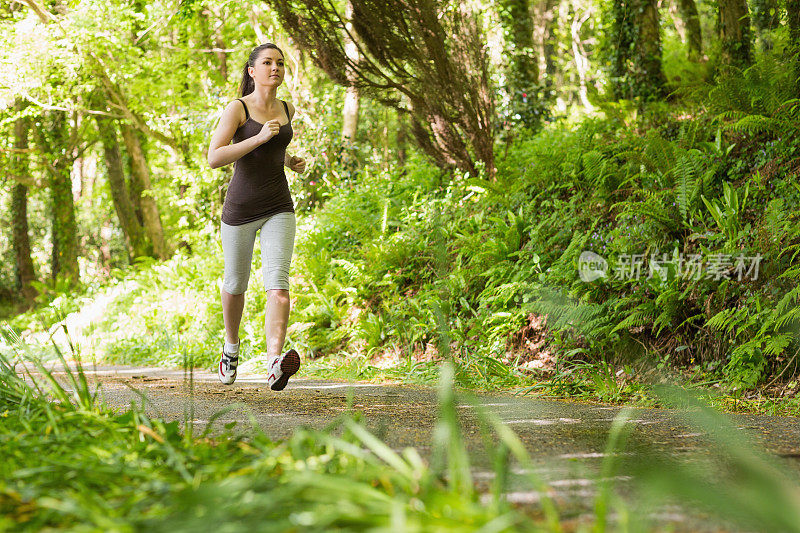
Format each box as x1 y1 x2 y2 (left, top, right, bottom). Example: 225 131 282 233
266 349 300 391
218 349 239 385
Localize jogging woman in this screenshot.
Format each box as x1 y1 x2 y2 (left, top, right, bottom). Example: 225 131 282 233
207 43 305 390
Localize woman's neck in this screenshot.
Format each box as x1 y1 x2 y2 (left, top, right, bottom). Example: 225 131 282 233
248 86 278 109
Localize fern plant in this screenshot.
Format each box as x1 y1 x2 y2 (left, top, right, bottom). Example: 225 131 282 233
708 54 800 140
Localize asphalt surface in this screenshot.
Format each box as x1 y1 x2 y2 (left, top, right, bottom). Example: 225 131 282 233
20 362 800 530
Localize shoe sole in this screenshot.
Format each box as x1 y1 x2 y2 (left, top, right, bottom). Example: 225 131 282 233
271 349 300 391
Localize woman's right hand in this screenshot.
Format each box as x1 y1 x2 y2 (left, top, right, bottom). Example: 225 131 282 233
258 119 281 144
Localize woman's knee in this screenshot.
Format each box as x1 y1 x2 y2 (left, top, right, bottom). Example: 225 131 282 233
268 288 290 304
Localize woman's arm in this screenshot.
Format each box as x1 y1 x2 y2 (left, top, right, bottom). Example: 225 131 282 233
207 101 281 169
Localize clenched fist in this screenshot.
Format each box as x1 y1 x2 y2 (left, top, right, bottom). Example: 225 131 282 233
288 155 306 174
258 119 282 144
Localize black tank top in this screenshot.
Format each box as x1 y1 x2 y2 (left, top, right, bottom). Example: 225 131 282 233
221 99 295 226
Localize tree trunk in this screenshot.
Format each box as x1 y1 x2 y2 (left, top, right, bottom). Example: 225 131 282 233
718 0 752 67
675 0 703 60
635 0 667 95
788 0 800 48
43 111 80 284
532 0 556 91
199 3 229 80
96 117 149 259
99 220 113 274
12 184 37 299
11 103 37 301
342 0 360 140
610 0 666 100
342 86 360 140
571 6 594 111
397 112 407 165
670 0 687 41
120 123 170 259
271 0 495 179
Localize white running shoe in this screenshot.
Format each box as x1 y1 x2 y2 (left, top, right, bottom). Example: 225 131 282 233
218 349 239 385
266 349 300 391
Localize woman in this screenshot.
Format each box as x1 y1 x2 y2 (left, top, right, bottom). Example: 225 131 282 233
207 43 306 390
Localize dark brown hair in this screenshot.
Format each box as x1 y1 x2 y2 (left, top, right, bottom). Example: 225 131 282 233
239 43 285 97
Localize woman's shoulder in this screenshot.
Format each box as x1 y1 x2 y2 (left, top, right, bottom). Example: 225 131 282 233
224 98 248 111
223 99 248 127
283 100 296 119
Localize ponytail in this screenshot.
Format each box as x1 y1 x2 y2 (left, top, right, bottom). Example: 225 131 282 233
239 61 255 97
239 43 285 97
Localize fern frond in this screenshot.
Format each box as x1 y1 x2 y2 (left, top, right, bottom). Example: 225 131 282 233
581 150 607 188
773 286 800 317
776 307 800 330
763 333 793 356
675 151 700 220
642 132 676 179
611 306 657 333
707 307 743 334
332 258 367 285
653 289 682 336
724 115 785 136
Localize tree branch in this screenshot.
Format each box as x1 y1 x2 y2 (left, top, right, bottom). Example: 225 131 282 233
20 0 51 23
21 92 124 117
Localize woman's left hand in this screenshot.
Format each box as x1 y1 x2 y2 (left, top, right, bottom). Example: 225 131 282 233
289 155 306 174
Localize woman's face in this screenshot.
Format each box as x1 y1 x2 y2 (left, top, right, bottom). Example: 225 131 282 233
248 48 285 88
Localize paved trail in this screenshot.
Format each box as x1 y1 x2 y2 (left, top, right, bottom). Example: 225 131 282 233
27 363 800 529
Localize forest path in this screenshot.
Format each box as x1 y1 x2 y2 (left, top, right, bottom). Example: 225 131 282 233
24 362 800 528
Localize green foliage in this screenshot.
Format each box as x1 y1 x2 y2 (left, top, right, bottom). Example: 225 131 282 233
6 7 800 402
708 54 800 140
701 181 750 245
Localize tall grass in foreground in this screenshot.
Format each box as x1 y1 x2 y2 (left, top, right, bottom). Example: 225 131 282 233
1 347 560 531
2 343 800 531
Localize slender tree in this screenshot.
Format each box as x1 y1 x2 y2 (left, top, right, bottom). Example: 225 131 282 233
497 0 542 129
120 124 169 259
571 1 595 111
35 111 80 284
197 3 229 81
341 0 360 141
10 101 37 302
96 115 149 259
718 0 752 67
671 0 703 60
532 0 556 90
608 0 667 101
498 0 538 90
751 0 779 51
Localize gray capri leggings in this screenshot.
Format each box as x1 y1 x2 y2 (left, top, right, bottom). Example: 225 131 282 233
221 211 296 294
